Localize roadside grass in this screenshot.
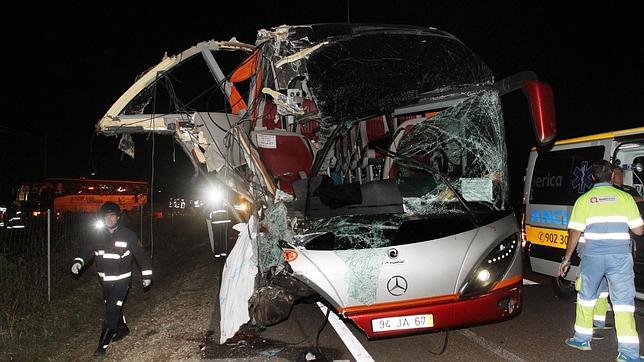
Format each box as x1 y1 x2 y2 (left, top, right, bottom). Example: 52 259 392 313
0 268 102 361
0 214 209 360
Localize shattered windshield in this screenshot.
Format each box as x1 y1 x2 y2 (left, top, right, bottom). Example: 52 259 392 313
389 89 508 214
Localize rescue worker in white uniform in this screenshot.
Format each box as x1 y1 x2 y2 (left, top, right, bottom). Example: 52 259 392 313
71 202 153 356
560 160 644 361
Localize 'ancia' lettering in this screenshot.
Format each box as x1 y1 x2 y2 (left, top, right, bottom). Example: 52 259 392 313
530 208 568 225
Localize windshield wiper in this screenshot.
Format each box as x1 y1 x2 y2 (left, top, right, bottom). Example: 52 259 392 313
377 147 481 227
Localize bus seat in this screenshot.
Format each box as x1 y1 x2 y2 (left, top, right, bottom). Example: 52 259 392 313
297 99 320 141
359 115 389 146
359 116 390 180
383 117 425 179
255 99 282 130
252 130 314 194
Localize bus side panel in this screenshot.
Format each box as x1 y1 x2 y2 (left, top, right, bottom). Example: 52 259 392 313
53 195 142 214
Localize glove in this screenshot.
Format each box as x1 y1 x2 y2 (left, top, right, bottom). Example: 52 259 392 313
142 279 152 288
71 262 82 275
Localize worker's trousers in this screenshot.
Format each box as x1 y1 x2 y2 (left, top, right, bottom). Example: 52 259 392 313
101 281 130 329
574 254 639 358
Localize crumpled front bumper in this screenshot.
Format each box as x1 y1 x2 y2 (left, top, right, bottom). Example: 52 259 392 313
343 276 522 339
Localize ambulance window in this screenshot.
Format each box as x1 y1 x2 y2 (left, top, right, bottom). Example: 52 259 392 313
530 146 604 205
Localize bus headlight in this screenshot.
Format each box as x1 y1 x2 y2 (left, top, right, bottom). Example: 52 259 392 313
477 269 491 282
460 233 519 298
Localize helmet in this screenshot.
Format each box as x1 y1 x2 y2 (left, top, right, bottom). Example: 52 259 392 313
99 202 121 217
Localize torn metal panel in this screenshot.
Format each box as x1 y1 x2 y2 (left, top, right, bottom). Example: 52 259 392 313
190 112 247 172
97 40 254 135
97 114 186 135
118 134 135 158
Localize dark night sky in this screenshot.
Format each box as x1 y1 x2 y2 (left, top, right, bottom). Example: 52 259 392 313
1 1 642 203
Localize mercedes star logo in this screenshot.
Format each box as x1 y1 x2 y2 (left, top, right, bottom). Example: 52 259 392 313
387 275 408 296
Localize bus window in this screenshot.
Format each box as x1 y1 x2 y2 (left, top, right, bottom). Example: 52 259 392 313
530 146 604 205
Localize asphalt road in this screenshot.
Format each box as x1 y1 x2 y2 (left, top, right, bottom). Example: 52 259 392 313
213 266 644 361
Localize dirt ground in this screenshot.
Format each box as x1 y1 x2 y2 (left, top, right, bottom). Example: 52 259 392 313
48 216 228 361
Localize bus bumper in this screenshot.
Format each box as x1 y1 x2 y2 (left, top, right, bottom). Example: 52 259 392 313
345 280 523 339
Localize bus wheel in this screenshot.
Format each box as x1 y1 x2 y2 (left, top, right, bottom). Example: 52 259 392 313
551 276 576 301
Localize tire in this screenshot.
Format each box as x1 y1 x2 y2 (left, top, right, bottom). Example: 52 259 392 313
551 276 577 301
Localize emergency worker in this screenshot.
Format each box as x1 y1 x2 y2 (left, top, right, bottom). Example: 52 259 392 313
559 160 643 361
612 165 644 202
71 202 153 356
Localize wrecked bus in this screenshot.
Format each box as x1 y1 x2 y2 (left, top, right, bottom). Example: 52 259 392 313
95 24 556 339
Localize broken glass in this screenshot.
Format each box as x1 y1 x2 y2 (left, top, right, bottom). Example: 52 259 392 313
311 215 401 305
257 203 292 273
393 89 509 213
296 25 493 125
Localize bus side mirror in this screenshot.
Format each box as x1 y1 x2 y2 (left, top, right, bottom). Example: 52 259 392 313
523 80 556 150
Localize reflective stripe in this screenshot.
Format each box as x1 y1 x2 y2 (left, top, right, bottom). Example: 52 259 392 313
593 315 606 321
584 232 631 240
587 216 628 224
599 292 609 298
629 218 644 228
98 272 105 277
115 241 127 248
617 336 640 344
577 297 597 307
574 325 594 335
142 270 152 276
121 250 130 258
103 344 109 349
102 253 120 259
97 250 105 255
568 221 586 231
101 272 132 281
116 300 123 306
211 220 231 224
74 257 84 266
613 305 635 312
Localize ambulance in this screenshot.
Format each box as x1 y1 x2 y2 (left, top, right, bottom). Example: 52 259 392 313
522 127 644 299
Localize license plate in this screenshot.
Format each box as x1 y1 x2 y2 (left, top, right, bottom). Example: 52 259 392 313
372 314 433 332
525 225 568 249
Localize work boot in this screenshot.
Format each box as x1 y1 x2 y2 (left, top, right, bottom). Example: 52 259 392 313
93 327 114 356
565 337 591 351
112 324 130 341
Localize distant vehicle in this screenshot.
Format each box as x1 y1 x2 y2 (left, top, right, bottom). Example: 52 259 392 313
2 178 148 228
522 127 644 299
94 24 557 339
